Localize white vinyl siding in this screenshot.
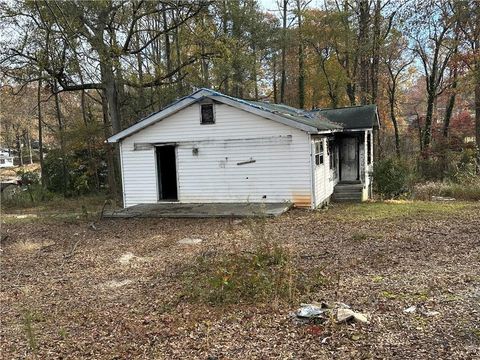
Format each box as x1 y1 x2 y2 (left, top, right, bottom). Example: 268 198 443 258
312 136 338 207
120 103 313 207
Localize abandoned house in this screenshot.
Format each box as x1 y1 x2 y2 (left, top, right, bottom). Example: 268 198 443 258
108 88 379 208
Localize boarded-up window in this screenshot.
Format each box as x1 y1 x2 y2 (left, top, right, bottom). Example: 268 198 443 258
201 104 215 124
315 141 324 166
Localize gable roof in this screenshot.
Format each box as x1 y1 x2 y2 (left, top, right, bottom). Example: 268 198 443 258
107 88 377 143
108 89 343 143
314 104 379 130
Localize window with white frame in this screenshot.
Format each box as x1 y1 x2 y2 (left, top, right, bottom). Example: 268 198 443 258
315 140 324 166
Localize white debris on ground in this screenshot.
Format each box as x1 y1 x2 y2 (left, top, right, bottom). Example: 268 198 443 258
403 304 440 317
432 196 456 201
119 252 136 264
177 238 203 245
294 302 369 325
118 252 149 265
403 305 417 313
101 279 133 289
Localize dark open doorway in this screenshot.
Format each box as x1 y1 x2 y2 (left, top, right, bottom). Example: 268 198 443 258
339 137 360 182
156 145 178 201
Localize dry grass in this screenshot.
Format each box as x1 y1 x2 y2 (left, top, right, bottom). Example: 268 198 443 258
1 201 479 359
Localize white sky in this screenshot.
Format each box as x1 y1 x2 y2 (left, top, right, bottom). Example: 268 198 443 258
258 0 321 12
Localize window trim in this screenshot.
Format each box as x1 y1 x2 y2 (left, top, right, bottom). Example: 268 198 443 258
200 103 215 125
315 140 324 166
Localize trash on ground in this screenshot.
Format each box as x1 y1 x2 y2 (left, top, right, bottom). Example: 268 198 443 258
432 196 456 201
403 305 417 313
294 301 369 325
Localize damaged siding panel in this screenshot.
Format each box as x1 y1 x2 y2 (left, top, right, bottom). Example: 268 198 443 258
121 148 158 207
121 104 312 207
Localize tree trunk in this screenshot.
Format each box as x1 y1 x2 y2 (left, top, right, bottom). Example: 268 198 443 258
101 62 122 135
162 4 172 74
442 69 458 138
389 94 401 158
280 0 288 103
273 54 278 103
475 67 480 172
174 8 183 94
37 77 46 186
297 0 305 109
16 133 23 166
26 130 33 164
54 84 68 196
370 0 381 104
101 90 118 199
423 90 435 149
358 0 370 105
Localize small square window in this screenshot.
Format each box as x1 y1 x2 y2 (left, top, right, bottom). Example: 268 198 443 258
201 104 215 124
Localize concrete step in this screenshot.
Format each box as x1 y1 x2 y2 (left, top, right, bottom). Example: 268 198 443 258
333 197 362 203
333 194 362 200
334 184 364 190
334 189 363 195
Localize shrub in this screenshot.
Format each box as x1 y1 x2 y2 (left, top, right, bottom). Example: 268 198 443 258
43 149 107 196
185 242 296 305
183 216 327 305
372 158 411 199
413 179 480 201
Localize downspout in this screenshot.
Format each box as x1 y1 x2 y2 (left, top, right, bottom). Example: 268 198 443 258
309 135 316 209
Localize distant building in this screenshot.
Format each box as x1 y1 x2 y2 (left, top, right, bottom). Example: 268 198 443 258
0 149 14 168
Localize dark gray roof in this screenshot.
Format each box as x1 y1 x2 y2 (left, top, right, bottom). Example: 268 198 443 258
242 100 342 131
315 104 379 129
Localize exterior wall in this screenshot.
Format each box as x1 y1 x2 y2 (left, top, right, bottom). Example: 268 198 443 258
312 136 339 207
119 103 313 207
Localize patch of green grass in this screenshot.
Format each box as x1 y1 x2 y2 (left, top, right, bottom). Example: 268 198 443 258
1 194 110 223
331 201 474 222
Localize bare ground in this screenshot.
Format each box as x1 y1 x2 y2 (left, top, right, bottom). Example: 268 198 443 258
1 202 479 359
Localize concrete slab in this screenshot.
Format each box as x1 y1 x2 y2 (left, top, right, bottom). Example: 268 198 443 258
102 202 292 219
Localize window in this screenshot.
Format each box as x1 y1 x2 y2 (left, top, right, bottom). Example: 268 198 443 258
329 140 336 170
0 159 4 164
315 140 324 166
367 132 372 164
201 103 215 124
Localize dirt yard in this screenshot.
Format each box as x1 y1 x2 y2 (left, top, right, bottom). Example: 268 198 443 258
1 201 479 359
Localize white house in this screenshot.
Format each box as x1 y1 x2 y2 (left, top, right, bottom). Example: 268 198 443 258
108 88 378 209
0 149 14 168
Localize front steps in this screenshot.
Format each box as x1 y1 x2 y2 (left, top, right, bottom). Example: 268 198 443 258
333 182 363 202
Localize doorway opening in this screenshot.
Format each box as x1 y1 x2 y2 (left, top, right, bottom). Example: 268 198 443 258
339 137 360 182
156 145 178 201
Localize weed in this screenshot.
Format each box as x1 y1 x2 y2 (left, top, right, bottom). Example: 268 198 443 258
380 290 397 299
184 212 325 305
351 232 368 242
22 309 39 352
